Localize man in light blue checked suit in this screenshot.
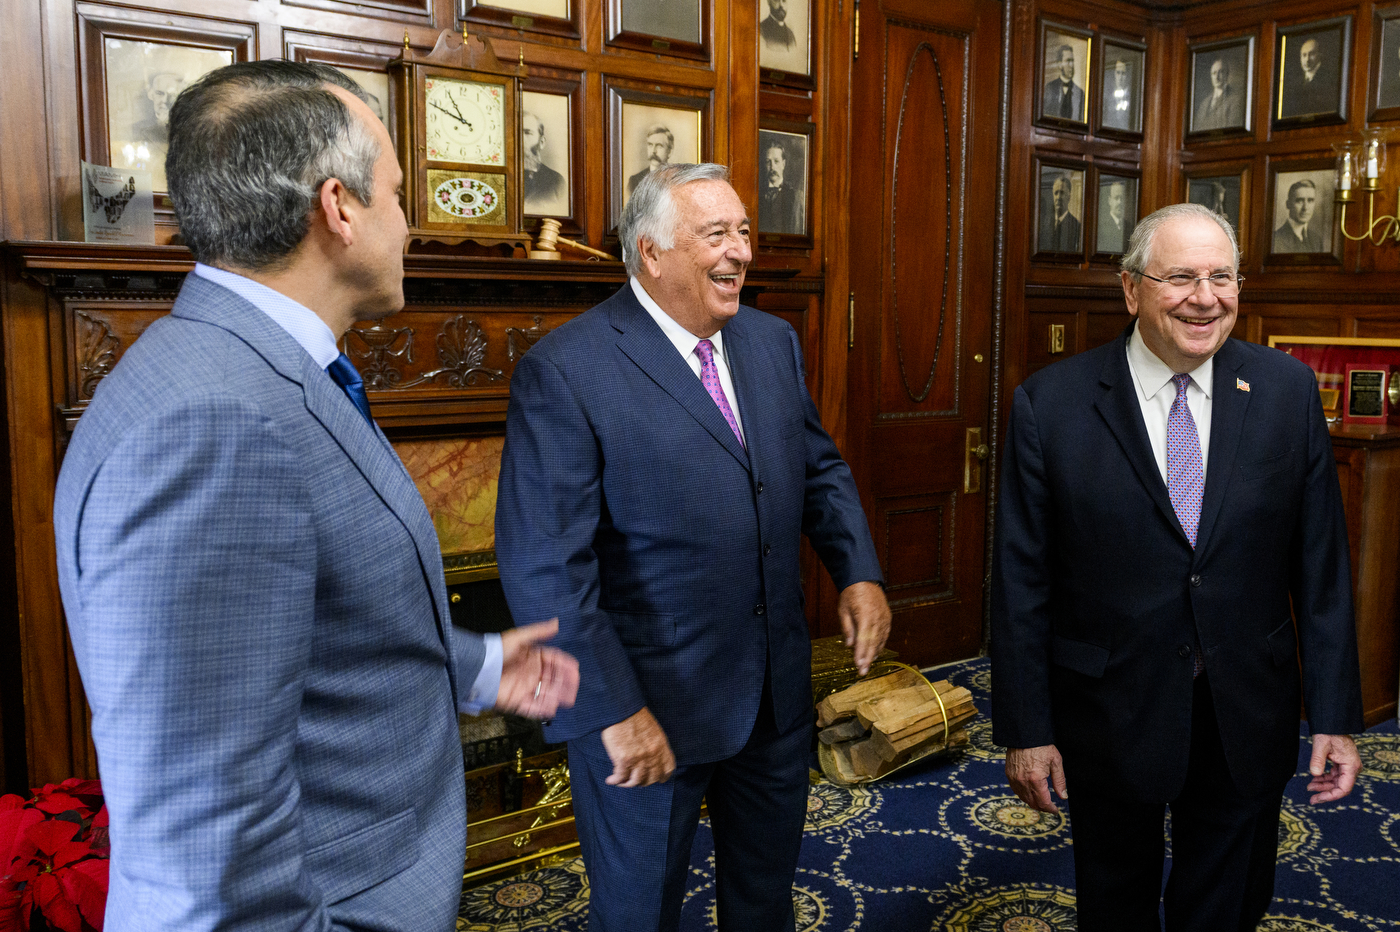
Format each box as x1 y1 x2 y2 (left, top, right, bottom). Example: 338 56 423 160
52 61 578 931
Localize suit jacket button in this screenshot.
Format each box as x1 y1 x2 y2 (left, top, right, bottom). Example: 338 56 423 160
764 543 772 556
754 603 766 615
1177 644 1192 658
1190 574 1202 587
756 481 765 494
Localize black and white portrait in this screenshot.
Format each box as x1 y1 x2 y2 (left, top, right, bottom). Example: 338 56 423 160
1037 165 1085 254
1099 43 1143 134
1095 175 1137 255
1375 14 1400 111
336 66 389 125
1275 18 1349 123
522 91 571 217
1040 27 1090 125
1188 175 1243 236
758 0 811 76
104 38 233 191
1187 37 1252 135
758 129 807 236
1271 169 1334 255
619 0 700 44
617 100 701 211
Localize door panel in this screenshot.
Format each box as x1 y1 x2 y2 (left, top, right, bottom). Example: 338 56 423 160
845 0 1000 666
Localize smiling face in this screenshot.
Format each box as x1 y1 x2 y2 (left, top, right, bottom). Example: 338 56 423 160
1122 215 1238 373
638 179 752 337
1287 182 1316 225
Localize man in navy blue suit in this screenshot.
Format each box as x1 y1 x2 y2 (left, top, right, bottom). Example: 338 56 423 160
992 203 1363 931
496 163 890 931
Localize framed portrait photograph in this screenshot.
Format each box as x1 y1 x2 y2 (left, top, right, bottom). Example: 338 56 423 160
1183 163 1251 245
79 7 253 215
607 0 709 61
757 123 811 245
1369 6 1400 121
1186 35 1254 137
1267 162 1338 263
1034 159 1087 258
521 90 571 219
1273 16 1351 128
1096 39 1145 138
104 41 235 193
758 0 812 84
286 33 404 126
1094 171 1139 257
459 0 579 42
608 84 707 227
1035 20 1092 130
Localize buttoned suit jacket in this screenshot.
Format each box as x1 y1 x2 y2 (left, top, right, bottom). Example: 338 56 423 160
53 273 486 931
1193 87 1244 131
991 324 1363 803
495 284 882 765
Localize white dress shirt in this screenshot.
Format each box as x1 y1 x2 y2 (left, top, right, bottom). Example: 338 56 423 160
630 276 746 444
1125 323 1213 483
192 263 503 711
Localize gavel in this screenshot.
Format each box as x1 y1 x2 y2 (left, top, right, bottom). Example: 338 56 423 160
529 218 619 261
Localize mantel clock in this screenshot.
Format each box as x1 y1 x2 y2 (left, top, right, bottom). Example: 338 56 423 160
389 30 527 250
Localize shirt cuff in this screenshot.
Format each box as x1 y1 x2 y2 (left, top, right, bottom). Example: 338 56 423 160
462 632 503 714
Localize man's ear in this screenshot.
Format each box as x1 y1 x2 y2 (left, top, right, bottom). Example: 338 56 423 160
1120 270 1140 317
318 177 356 247
638 236 664 279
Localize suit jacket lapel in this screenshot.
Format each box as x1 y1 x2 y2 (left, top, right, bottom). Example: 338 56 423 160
172 276 454 677
1194 340 1250 559
1093 323 1184 542
608 287 752 470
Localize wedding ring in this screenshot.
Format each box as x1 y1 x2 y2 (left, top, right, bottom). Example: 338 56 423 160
533 678 543 700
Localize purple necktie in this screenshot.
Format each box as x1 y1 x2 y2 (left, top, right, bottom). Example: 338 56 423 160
695 339 744 448
1167 373 1204 546
1167 372 1206 678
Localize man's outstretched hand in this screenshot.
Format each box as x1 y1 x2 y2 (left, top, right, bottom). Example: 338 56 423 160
495 619 579 719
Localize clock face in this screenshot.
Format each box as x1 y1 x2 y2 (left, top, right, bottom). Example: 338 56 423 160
425 76 505 166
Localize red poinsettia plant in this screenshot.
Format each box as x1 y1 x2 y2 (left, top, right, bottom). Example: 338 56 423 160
0 779 109 932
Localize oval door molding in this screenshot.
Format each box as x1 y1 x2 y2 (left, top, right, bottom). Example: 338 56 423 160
890 41 953 405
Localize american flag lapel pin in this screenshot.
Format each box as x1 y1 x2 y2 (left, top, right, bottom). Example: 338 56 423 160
1237 378 1250 392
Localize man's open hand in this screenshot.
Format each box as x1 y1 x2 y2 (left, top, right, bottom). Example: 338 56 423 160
495 620 579 719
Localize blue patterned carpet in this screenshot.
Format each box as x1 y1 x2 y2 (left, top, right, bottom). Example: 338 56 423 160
457 657 1400 931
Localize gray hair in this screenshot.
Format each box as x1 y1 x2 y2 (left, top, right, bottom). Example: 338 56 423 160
619 163 731 276
1120 202 1240 279
166 60 380 271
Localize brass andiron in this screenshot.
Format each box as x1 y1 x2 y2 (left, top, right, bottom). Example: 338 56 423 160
529 218 619 261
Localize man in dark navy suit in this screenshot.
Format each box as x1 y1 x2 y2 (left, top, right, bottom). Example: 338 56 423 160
496 163 890 932
992 203 1363 931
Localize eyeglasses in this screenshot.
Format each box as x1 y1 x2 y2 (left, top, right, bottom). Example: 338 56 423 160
1134 270 1244 297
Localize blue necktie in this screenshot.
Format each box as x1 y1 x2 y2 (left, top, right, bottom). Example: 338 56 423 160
327 353 373 425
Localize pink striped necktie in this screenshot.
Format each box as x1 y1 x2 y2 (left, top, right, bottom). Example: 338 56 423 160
695 339 744 448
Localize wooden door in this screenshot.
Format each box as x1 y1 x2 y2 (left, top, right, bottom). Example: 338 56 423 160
844 0 1001 666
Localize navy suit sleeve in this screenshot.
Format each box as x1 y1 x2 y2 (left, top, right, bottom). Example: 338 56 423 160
496 349 647 740
990 384 1058 749
789 328 883 589
72 398 329 930
1289 375 1365 736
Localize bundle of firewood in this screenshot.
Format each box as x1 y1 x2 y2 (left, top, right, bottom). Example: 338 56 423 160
815 667 977 784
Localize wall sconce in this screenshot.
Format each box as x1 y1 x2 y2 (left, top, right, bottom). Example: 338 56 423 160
1336 129 1398 243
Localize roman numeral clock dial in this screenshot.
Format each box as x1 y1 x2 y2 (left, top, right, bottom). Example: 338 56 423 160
389 30 527 249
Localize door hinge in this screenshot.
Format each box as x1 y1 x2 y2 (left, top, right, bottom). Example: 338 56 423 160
847 292 856 350
853 0 860 59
